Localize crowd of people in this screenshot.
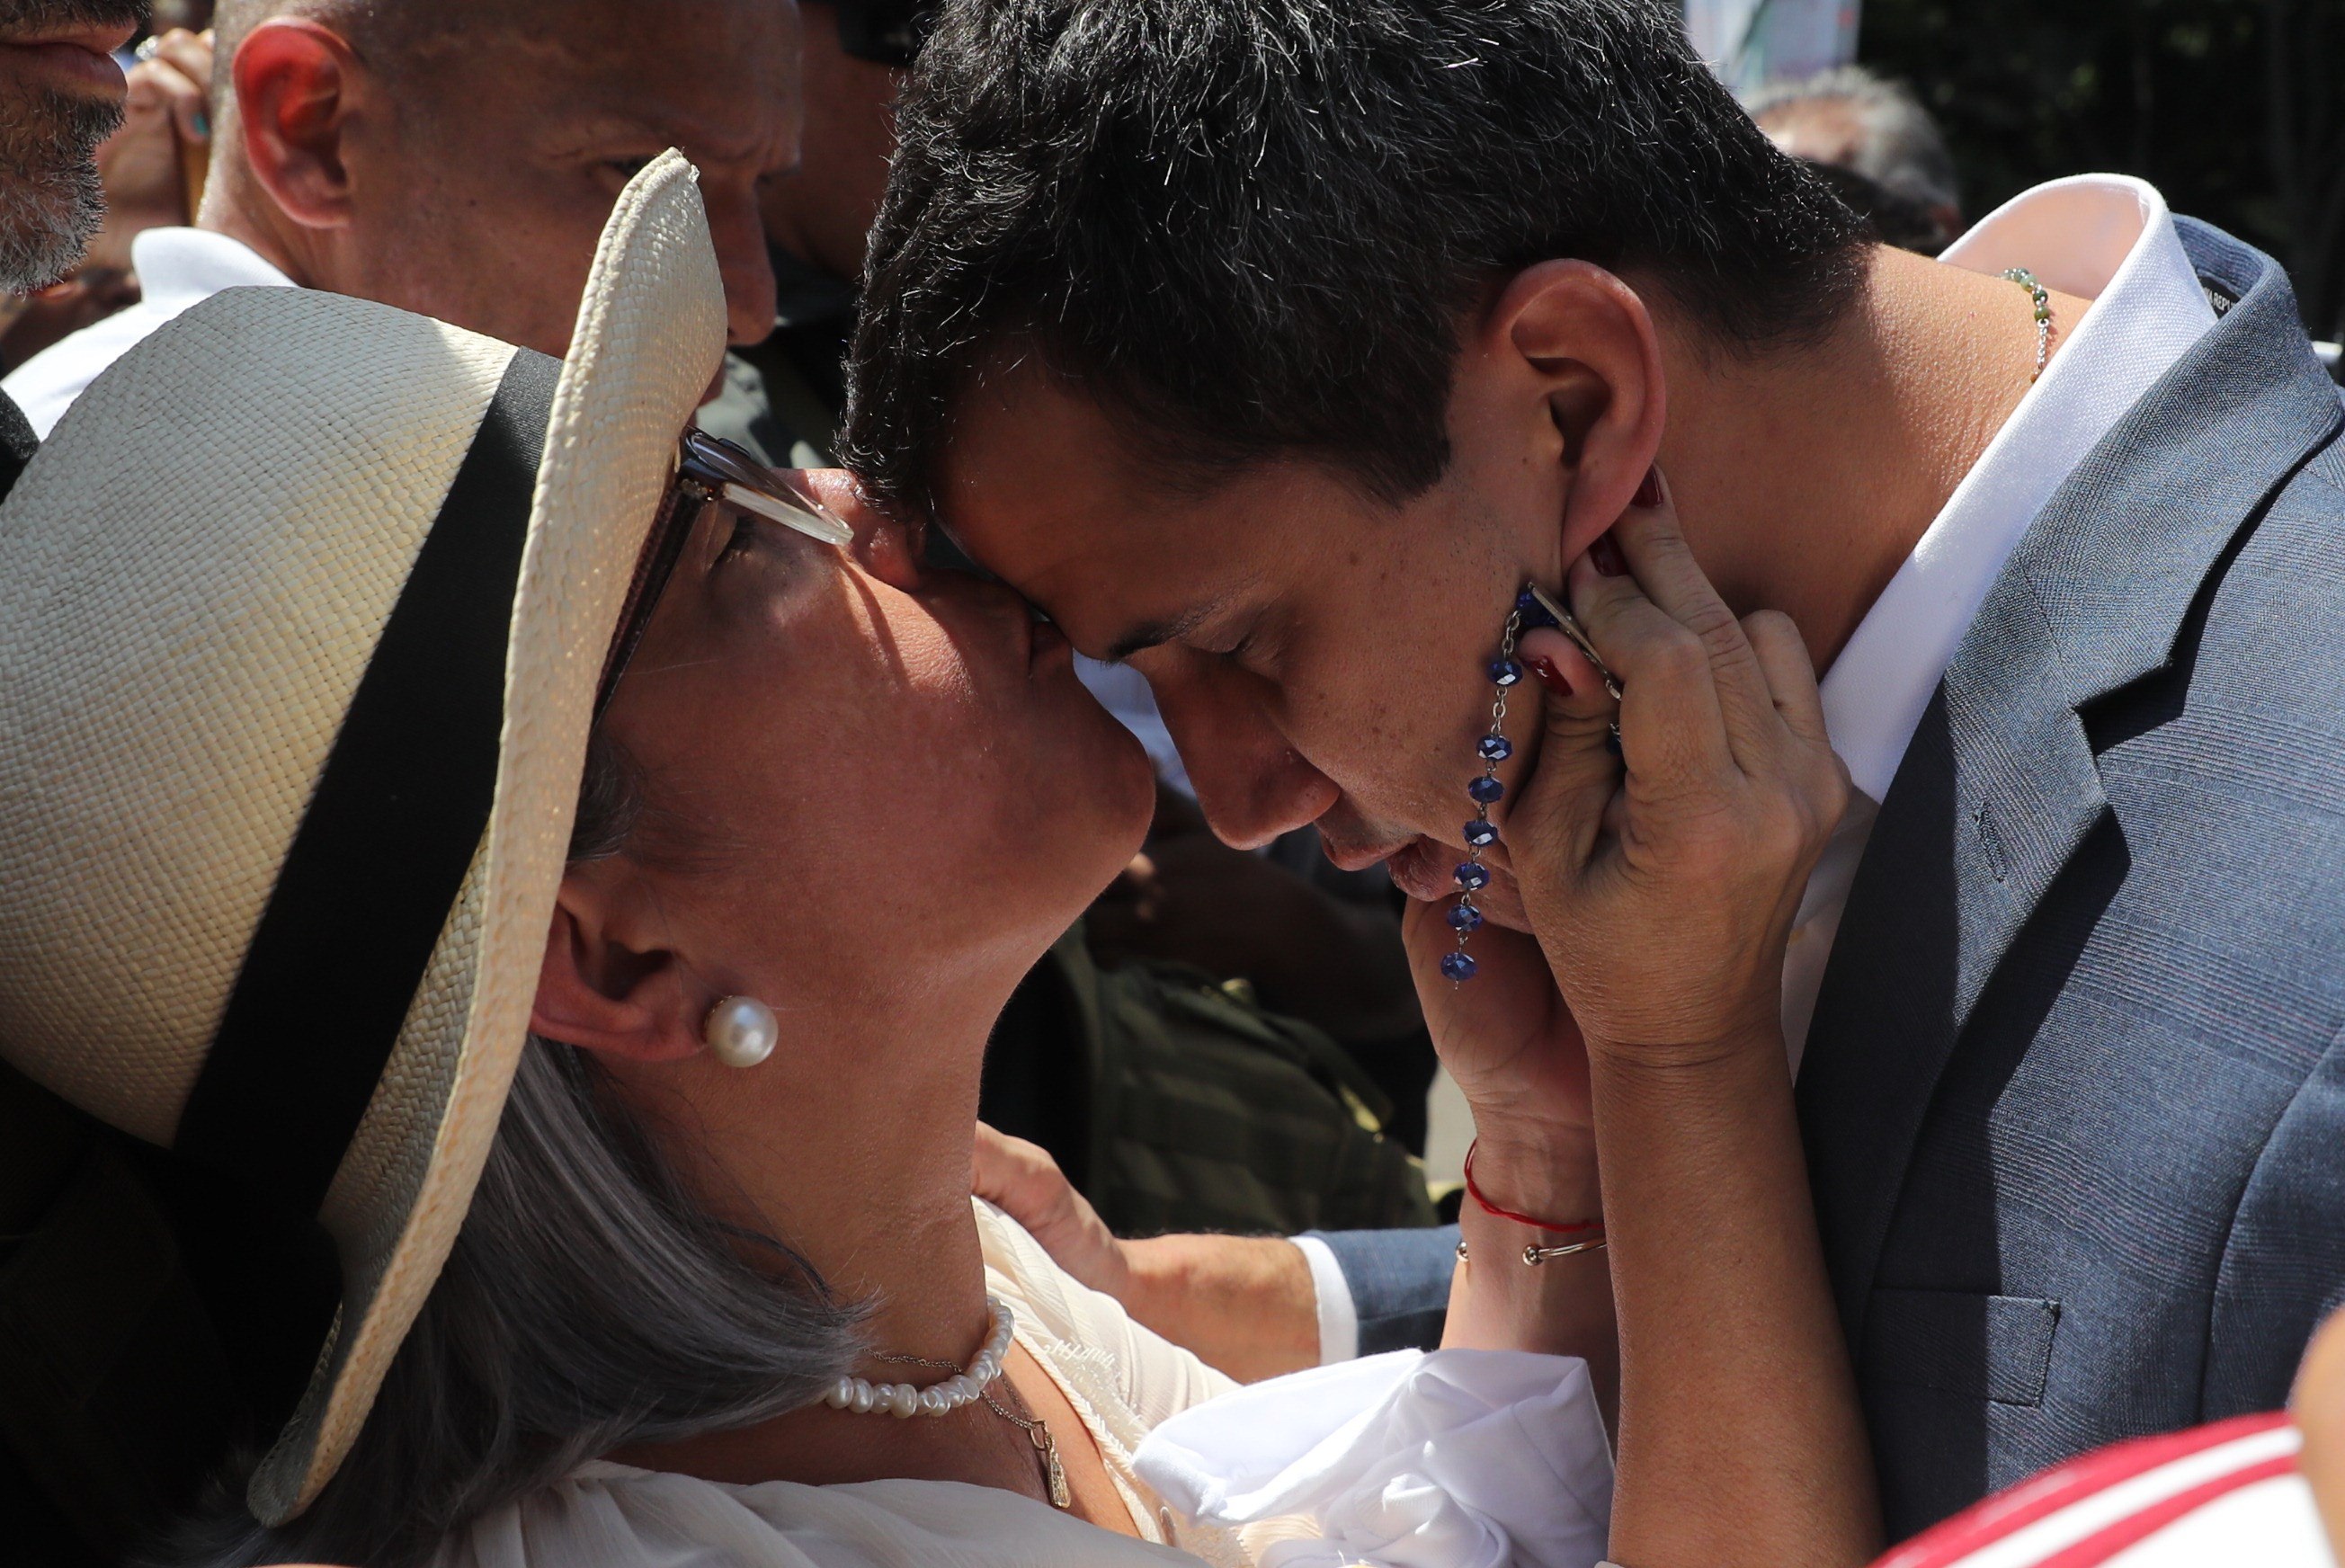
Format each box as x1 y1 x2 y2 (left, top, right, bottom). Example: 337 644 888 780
1 3 2344 1567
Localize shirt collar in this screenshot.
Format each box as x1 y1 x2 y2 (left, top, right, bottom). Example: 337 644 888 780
126 227 298 310
1817 175 2217 803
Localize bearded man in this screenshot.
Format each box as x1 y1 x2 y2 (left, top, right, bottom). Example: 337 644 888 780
0 0 142 480
0 0 140 289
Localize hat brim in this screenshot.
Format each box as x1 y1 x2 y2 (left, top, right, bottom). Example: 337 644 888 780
248 150 729 1523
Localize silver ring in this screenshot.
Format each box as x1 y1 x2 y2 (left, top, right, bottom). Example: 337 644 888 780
134 35 163 62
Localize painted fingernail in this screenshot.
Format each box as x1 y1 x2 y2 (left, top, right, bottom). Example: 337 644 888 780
192 110 210 139
1525 653 1573 696
1588 532 1627 577
1631 467 1663 511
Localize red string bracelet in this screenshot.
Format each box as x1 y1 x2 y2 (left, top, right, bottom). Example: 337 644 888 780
1463 1137 1604 1235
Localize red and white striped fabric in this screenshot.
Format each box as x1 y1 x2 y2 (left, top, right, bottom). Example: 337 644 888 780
1874 1413 2335 1568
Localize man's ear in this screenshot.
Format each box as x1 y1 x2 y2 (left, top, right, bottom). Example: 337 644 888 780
231 18 366 232
530 869 707 1064
1486 259 1668 563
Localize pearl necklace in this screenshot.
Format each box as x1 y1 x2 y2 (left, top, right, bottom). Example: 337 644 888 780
820 1295 1016 1418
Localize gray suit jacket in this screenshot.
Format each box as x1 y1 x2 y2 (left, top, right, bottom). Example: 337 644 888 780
1800 218 2345 1537
1323 218 2345 1540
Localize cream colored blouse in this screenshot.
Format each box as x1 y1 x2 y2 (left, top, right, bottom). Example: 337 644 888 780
428 1200 1615 1568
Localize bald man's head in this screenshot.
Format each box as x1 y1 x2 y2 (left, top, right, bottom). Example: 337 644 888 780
204 0 798 356
210 0 571 98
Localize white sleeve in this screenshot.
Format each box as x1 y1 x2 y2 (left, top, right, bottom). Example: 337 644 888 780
1132 1348 1614 1568
1288 1234 1362 1366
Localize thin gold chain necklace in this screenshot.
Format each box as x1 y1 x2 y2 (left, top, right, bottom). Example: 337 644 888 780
876 1347 1073 1510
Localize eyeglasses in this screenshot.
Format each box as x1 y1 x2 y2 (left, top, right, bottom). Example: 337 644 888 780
674 429 855 548
594 431 855 716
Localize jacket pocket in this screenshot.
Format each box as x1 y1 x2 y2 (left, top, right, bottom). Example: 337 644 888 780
1861 1289 2061 1407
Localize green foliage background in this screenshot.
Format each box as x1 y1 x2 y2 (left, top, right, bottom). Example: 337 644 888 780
1858 0 2345 335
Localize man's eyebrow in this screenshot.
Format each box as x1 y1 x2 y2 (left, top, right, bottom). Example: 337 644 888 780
1108 604 1217 663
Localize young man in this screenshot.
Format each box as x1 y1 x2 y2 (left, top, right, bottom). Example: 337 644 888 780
845 0 2345 1538
5 0 798 432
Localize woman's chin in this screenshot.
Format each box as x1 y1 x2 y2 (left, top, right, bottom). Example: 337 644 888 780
1103 726 1159 845
1031 724 1157 910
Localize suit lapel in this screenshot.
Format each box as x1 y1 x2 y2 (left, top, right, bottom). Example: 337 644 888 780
1797 220 2345 1341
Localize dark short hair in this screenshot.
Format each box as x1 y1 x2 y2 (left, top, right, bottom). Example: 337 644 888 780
843 0 1870 512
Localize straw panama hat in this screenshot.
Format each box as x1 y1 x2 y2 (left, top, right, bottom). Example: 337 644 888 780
0 151 726 1522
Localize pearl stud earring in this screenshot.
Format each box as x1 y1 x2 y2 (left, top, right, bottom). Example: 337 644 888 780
703 995 779 1069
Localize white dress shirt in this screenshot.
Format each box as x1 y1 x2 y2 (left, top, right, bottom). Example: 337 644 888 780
4 227 297 438
1779 174 2219 1067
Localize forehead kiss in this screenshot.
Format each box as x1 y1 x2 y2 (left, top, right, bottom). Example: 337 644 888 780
932 357 1546 886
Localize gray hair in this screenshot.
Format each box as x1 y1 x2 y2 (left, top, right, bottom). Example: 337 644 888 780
1747 67 1960 218
156 737 864 1568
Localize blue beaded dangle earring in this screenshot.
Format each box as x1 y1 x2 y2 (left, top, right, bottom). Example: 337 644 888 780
1443 586 1565 984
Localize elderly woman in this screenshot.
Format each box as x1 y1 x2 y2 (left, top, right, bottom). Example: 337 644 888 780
0 159 1868 1568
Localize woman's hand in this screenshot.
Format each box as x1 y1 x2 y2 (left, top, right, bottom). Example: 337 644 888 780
1506 480 1849 1072
1479 474 1877 1568
1409 473 1842 1180
1404 902 1591 1145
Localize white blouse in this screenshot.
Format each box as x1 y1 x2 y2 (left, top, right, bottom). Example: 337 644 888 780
428 1201 1615 1568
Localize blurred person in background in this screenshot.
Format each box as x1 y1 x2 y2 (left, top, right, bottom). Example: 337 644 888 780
1751 65 1965 254
4 0 799 435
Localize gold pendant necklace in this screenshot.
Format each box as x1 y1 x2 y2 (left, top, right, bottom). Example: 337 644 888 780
875 1344 1072 1510
985 1388 1073 1510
